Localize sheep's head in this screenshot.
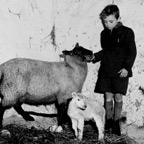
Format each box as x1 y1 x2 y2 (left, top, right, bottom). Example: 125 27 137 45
71 92 87 110
62 43 94 62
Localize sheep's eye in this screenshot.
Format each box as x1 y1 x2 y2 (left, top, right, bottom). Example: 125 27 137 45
77 99 80 101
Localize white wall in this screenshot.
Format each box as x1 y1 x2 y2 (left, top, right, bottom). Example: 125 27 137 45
1 0 144 128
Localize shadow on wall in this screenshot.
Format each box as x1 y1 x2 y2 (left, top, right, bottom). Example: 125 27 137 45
26 111 57 118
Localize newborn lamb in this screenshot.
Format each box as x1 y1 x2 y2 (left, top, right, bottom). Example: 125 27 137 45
67 92 105 141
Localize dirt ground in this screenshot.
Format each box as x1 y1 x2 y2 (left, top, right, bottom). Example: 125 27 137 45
1 114 144 144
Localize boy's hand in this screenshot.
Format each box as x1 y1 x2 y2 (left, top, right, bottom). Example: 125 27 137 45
92 55 96 63
118 68 128 78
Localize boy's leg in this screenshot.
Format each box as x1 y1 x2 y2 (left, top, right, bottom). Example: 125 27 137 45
112 77 129 136
113 94 123 136
104 92 114 133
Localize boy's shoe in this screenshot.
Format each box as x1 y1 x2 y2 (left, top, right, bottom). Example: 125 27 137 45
112 120 121 136
105 118 113 134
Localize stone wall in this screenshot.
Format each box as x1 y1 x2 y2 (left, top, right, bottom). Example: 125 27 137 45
0 0 144 128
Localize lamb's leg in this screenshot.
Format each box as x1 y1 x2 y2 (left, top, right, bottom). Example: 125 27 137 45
71 118 78 137
77 119 84 140
0 104 5 129
94 115 104 141
14 104 34 121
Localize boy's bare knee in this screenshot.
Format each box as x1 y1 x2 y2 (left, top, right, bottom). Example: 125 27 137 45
105 92 113 101
114 94 123 102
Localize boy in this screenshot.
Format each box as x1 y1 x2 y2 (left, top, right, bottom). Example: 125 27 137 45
92 4 137 136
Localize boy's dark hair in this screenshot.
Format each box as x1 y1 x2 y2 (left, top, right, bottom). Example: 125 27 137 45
100 4 120 20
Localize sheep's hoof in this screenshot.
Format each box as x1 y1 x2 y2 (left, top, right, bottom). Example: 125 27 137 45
49 125 57 132
55 126 63 132
23 115 35 121
49 125 63 133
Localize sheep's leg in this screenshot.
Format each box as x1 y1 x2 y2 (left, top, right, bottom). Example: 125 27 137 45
14 104 34 121
94 115 104 141
0 104 5 129
71 118 78 137
50 102 67 133
57 102 68 131
77 119 84 140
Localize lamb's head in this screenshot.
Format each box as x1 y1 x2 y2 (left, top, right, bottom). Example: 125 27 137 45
71 92 87 110
62 43 94 62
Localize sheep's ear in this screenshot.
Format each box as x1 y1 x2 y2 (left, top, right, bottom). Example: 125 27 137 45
75 43 79 47
59 54 65 58
72 92 77 98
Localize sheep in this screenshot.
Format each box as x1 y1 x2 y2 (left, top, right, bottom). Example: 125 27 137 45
67 92 105 142
0 43 94 132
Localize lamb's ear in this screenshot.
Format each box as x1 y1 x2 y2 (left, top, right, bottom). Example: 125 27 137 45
72 92 77 98
77 93 81 97
78 93 85 99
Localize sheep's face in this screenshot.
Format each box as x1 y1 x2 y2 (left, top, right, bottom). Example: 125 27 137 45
72 92 87 110
62 43 94 62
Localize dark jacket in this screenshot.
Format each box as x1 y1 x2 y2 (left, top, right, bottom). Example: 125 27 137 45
93 22 137 77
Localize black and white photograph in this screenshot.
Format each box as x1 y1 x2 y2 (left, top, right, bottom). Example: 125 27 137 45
0 0 143 143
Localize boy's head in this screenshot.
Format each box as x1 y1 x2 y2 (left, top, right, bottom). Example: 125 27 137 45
100 4 120 30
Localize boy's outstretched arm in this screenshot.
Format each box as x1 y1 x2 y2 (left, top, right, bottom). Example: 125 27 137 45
92 50 104 63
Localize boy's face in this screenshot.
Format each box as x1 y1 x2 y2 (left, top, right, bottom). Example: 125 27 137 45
103 14 119 30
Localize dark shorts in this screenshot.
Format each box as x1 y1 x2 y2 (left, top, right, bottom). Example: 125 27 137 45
94 76 129 95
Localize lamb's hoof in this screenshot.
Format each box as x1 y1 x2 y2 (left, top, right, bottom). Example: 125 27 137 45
49 125 63 133
77 136 82 141
23 115 35 121
74 137 81 141
99 139 105 144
